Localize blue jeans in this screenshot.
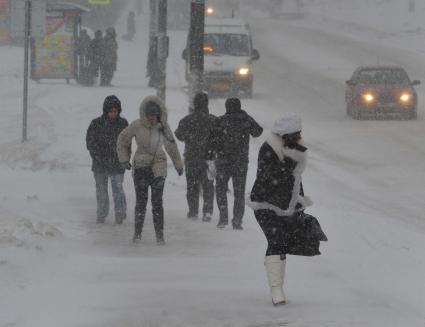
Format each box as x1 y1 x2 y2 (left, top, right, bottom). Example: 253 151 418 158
94 173 127 222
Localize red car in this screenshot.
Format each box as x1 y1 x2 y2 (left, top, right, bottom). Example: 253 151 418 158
345 66 420 119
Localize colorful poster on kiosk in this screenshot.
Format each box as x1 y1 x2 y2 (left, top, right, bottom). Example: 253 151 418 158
32 11 75 79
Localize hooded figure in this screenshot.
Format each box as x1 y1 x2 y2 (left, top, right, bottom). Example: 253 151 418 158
101 27 118 86
175 92 217 221
88 30 104 81
249 113 318 306
117 96 183 244
210 98 263 229
78 29 91 67
86 95 129 224
125 11 136 41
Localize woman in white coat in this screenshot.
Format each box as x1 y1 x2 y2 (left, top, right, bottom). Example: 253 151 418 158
117 96 183 245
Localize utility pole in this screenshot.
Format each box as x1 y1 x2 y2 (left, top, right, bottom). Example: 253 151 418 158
188 0 205 111
408 0 415 13
22 0 31 142
146 0 158 86
156 0 168 101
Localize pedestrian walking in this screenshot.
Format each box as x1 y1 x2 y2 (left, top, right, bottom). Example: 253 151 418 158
117 96 183 245
175 92 217 222
210 98 263 230
88 30 104 84
101 27 118 86
77 29 91 68
250 113 326 305
123 11 136 41
86 95 129 224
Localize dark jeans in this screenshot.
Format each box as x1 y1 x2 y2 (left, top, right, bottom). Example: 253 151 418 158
94 173 126 221
133 167 165 239
215 160 248 226
185 160 214 216
255 209 292 258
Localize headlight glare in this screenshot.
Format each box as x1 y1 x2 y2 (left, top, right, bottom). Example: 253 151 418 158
363 93 375 103
400 93 412 103
239 68 250 76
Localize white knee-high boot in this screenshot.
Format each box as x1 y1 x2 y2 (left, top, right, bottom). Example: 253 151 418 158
264 255 286 305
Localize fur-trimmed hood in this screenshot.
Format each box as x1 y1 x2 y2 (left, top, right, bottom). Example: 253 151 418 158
139 96 168 127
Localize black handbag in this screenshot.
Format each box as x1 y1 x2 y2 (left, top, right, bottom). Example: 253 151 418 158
284 212 328 257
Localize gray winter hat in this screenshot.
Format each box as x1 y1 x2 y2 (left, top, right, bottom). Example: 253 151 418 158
272 113 302 136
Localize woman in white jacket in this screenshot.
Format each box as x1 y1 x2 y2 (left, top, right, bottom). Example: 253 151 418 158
117 96 183 245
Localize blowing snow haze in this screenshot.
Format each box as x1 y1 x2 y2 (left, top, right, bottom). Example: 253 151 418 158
0 0 424 326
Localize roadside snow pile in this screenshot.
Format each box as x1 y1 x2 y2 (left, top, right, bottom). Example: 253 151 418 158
0 209 62 248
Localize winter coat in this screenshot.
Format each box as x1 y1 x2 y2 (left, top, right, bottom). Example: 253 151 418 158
102 35 118 70
78 33 91 57
88 37 104 65
210 107 263 163
250 133 312 216
86 111 128 175
174 105 217 162
117 96 183 178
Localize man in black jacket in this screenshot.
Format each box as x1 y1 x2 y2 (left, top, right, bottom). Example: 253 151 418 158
211 98 263 229
88 30 104 84
101 27 118 86
86 95 129 224
175 93 217 221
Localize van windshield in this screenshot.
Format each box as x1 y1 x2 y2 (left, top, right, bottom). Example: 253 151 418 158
204 34 250 56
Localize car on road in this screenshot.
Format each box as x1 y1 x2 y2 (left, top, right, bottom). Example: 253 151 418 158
183 17 260 98
345 66 420 120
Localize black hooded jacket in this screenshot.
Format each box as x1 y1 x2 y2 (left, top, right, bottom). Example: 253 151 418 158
86 96 129 174
210 105 263 163
175 100 217 162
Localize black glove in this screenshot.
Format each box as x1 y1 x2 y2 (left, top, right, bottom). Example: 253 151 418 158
120 162 132 170
177 168 184 176
283 157 297 172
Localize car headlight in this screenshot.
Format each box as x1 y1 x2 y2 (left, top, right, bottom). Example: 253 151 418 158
362 93 375 103
206 7 214 15
400 93 412 103
239 68 250 76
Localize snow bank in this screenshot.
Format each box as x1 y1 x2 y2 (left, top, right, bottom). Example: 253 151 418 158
0 207 62 248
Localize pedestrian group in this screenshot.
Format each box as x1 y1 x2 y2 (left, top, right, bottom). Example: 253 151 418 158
86 93 327 306
77 27 119 87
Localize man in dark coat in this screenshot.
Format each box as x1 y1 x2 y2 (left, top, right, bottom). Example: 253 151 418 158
78 29 91 68
175 92 217 222
86 95 129 224
124 11 136 41
211 98 263 229
101 27 118 86
88 30 104 83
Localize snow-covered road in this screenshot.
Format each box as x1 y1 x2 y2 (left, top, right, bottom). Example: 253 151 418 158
1 2 424 327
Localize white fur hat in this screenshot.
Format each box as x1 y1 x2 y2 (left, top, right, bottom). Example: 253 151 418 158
272 113 302 136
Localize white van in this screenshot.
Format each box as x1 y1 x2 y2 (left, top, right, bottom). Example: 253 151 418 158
183 17 260 98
